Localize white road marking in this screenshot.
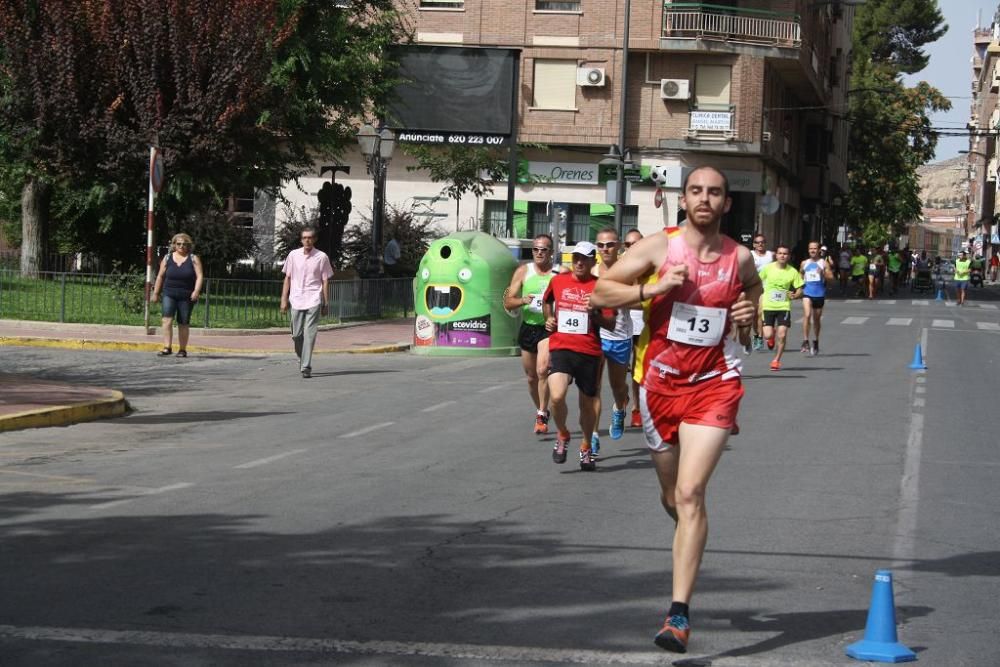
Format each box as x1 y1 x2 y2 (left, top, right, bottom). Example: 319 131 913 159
978 303 998 310
793 317 803 324
478 382 517 393
895 327 927 565
977 322 1000 331
841 317 868 325
886 318 912 326
421 400 457 413
882 300 897 305
89 483 193 511
0 624 734 666
846 299 862 304
234 449 307 470
341 422 394 438
911 300 929 306
931 319 954 328
915 386 926 395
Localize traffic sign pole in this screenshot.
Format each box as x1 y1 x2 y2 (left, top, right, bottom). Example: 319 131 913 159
144 147 165 332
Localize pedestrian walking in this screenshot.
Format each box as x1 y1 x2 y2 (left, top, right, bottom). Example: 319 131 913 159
280 227 334 378
383 230 402 277
592 166 761 653
151 233 203 358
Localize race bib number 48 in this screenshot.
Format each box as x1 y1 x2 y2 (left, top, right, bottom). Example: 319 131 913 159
666 302 726 347
557 309 590 335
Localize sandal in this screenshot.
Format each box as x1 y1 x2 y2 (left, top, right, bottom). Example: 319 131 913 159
157 347 172 356
176 350 187 358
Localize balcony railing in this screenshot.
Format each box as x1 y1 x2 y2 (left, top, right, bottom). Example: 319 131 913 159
663 2 801 48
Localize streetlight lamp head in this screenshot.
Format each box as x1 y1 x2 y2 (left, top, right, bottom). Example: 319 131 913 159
378 129 396 161
357 123 377 158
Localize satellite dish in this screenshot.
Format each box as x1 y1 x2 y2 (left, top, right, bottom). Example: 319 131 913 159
759 194 780 215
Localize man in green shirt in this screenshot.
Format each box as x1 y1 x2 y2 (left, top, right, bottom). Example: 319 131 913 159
954 250 971 306
759 244 804 371
886 249 904 295
849 251 868 297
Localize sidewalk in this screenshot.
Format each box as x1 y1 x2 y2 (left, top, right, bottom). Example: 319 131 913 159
0 318 415 355
0 318 414 432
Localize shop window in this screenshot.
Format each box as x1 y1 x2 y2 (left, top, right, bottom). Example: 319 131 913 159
483 199 508 236
536 1 580 10
532 59 577 110
694 65 732 111
529 202 551 238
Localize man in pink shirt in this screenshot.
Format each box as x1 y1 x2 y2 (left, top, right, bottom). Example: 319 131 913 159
280 227 334 378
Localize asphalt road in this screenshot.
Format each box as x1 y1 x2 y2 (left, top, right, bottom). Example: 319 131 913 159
1 294 998 666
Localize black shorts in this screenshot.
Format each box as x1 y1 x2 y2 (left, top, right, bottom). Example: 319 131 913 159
517 322 550 354
549 349 601 397
804 296 825 309
762 310 792 328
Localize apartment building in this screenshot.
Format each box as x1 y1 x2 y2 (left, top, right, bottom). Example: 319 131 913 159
966 22 1000 258
276 0 854 255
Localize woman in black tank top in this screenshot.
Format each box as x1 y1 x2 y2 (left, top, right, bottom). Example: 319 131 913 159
151 233 204 357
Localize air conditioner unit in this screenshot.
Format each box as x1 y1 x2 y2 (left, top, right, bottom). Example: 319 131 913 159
660 78 691 100
577 67 606 87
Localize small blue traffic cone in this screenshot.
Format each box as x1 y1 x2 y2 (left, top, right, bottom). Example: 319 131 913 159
935 286 945 301
908 344 926 370
846 570 916 663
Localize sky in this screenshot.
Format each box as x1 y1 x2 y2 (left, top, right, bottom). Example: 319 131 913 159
902 1 999 162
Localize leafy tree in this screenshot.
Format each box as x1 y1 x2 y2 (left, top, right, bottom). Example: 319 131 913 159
173 214 259 276
846 0 950 247
0 0 408 275
342 201 444 275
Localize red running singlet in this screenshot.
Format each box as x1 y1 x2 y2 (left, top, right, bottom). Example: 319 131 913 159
642 234 744 395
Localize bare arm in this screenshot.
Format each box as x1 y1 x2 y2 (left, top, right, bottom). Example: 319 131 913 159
191 255 204 302
592 233 685 307
151 256 167 302
280 274 291 313
503 264 530 311
733 247 762 327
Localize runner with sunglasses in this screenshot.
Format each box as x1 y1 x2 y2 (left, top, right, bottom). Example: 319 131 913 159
592 228 633 451
504 234 565 434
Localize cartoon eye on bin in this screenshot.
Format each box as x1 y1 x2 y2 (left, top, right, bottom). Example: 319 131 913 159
458 268 472 283
421 268 430 281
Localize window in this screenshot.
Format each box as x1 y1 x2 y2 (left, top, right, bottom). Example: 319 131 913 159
532 59 577 110
227 192 255 228
529 202 551 238
420 0 464 8
536 1 580 10
483 200 508 237
694 65 732 110
620 206 639 235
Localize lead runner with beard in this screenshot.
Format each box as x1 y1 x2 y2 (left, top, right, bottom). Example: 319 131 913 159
592 166 762 653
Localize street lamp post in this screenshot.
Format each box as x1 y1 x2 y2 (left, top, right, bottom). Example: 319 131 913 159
357 123 396 276
600 144 636 234
614 0 632 236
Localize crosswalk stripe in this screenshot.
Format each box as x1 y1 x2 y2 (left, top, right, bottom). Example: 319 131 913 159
887 318 912 326
845 299 862 304
977 322 1000 331
931 319 954 328
911 300 929 306
979 304 998 310
841 317 868 325
882 300 897 305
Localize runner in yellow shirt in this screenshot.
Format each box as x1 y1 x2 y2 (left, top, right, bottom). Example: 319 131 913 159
758 244 804 371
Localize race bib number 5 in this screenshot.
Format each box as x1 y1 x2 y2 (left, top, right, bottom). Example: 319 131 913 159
527 294 543 313
666 303 726 347
557 309 590 335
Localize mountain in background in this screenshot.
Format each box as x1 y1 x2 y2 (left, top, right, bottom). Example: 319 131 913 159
918 156 967 209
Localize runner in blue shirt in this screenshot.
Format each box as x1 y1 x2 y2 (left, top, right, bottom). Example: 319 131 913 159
799 240 834 356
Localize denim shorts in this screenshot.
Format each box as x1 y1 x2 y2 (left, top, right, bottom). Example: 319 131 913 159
161 293 194 325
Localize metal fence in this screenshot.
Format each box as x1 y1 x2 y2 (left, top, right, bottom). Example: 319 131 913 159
0 269 414 329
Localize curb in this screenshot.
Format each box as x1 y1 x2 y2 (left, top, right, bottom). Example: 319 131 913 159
0 390 127 433
0 336 411 355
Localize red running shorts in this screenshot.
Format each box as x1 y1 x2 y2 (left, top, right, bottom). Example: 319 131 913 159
639 379 744 452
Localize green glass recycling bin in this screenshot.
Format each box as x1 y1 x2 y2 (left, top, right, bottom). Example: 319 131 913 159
412 231 520 356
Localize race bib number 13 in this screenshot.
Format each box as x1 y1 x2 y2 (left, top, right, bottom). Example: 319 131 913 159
557 309 590 335
666 303 726 347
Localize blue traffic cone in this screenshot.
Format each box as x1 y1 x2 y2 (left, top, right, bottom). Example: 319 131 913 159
907 344 926 370
935 286 945 301
846 570 916 663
